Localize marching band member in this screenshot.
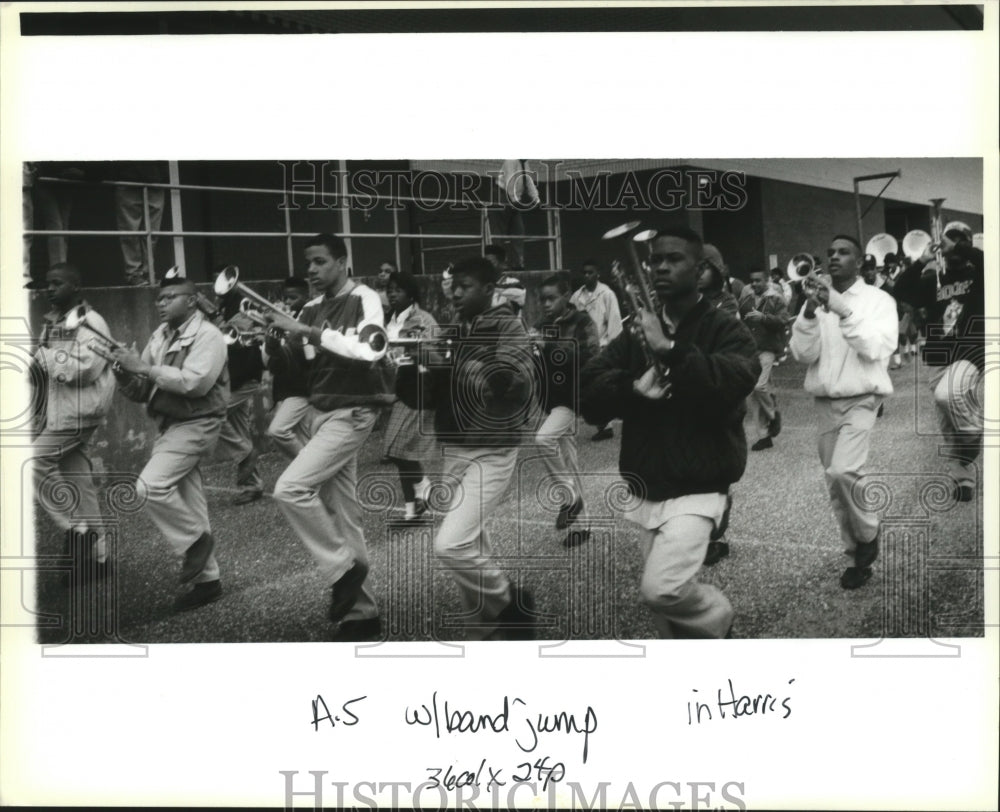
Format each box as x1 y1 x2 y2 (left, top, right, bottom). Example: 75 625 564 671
382 269 437 521
112 273 230 611
264 233 393 642
266 276 311 460
213 284 265 505
571 259 623 441
893 222 985 502
32 263 116 579
740 268 790 451
532 273 599 546
789 235 897 590
429 256 540 640
697 258 740 320
581 227 759 639
695 253 740 568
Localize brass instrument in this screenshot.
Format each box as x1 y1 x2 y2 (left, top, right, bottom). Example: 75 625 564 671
785 253 829 309
901 198 948 287
213 265 288 317
64 304 148 380
865 233 899 269
222 324 269 347
603 220 670 390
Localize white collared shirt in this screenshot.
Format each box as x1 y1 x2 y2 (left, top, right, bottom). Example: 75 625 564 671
790 278 898 398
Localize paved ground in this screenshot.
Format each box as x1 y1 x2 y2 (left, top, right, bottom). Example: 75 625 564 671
33 356 985 644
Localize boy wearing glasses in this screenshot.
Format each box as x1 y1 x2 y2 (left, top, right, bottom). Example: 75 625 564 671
112 274 230 612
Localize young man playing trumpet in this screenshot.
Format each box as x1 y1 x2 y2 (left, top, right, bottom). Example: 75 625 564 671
429 256 540 640
789 235 898 590
582 227 759 639
112 273 230 611
264 233 393 642
32 263 116 580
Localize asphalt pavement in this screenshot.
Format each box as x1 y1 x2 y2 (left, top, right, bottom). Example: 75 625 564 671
32 355 984 644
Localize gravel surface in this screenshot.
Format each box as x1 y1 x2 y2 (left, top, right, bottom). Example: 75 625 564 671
33 356 984 644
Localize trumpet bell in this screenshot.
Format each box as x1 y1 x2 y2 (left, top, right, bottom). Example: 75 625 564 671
865 233 899 267
213 265 240 296
602 220 642 240
902 230 932 262
786 253 815 280
64 303 88 331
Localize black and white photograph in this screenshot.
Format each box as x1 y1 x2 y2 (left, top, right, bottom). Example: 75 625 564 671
1 3 996 811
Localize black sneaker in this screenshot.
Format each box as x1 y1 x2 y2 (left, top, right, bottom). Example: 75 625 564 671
840 566 873 590
495 585 537 640
174 580 223 612
329 561 370 623
563 528 591 548
332 616 383 642
232 490 263 506
703 540 730 566
953 484 974 503
179 533 215 585
768 410 782 438
556 496 583 530
591 426 614 442
751 437 773 451
855 530 880 569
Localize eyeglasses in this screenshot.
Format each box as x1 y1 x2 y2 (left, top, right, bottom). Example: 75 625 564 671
155 292 191 304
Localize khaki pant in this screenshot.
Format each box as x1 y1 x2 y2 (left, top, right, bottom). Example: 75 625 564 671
214 383 262 495
815 394 882 554
33 426 107 561
749 350 778 439
535 406 583 509
272 405 378 622
267 395 311 460
929 360 983 488
137 416 222 583
629 493 731 639
434 446 518 640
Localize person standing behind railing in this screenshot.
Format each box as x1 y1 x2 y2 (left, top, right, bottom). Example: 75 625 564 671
111 161 168 286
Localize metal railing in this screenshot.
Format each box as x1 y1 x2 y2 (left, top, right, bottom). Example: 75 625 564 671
26 172 563 283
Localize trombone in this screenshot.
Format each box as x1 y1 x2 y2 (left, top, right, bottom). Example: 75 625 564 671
603 220 670 390
64 304 148 380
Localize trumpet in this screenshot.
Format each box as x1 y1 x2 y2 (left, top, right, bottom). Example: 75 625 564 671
603 220 670 390
386 332 455 366
214 265 289 319
64 304 148 379
222 324 270 347
786 253 826 296
901 198 949 287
